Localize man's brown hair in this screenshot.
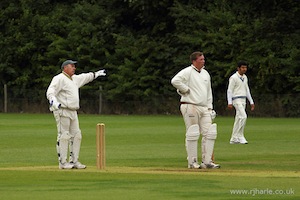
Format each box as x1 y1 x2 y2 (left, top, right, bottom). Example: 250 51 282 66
190 52 204 62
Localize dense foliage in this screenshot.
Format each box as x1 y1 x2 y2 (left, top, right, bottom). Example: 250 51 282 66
0 0 299 116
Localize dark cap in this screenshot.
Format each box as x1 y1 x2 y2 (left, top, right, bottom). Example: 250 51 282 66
61 60 77 69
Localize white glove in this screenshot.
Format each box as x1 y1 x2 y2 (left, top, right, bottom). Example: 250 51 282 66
49 96 61 111
210 109 217 120
94 69 106 78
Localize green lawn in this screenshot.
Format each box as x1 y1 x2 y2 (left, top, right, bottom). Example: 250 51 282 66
0 113 299 199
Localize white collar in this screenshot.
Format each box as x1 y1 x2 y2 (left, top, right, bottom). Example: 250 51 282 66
191 64 205 72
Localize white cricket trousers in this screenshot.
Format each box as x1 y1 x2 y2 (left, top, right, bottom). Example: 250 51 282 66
53 109 82 164
231 102 247 141
180 104 212 164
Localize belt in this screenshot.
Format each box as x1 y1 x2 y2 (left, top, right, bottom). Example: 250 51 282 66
180 102 190 104
180 102 203 106
232 96 246 100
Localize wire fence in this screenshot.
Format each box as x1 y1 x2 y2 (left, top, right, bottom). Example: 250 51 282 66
0 86 300 117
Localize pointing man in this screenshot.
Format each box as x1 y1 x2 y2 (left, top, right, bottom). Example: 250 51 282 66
46 60 106 169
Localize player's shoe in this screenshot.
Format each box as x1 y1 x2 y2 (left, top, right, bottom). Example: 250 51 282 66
202 162 221 169
72 161 86 169
188 162 201 169
239 137 248 144
199 162 207 169
230 138 240 144
59 162 74 169
207 162 221 169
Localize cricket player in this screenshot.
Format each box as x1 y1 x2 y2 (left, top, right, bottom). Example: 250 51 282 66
171 52 220 169
227 60 255 144
46 60 106 169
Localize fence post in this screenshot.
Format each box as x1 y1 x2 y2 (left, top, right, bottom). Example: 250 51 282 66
4 84 7 113
99 85 102 114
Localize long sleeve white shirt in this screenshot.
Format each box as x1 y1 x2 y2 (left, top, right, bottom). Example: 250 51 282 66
227 71 254 105
171 65 213 109
46 71 95 110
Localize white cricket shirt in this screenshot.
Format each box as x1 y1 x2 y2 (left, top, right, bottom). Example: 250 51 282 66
227 71 254 105
171 65 213 109
46 71 94 110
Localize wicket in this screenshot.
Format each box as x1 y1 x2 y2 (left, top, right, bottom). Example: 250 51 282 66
96 123 106 169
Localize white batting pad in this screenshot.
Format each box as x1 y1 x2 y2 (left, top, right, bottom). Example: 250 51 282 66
202 123 218 164
186 124 200 164
57 132 70 164
70 132 82 163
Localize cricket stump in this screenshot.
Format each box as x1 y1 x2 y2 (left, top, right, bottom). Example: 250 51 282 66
96 123 106 169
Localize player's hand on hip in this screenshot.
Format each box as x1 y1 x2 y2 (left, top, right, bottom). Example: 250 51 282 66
177 89 190 96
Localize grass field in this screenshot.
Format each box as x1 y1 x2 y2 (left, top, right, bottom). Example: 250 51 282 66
0 113 299 200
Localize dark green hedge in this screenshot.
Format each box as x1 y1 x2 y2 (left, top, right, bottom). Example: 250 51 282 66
0 0 299 116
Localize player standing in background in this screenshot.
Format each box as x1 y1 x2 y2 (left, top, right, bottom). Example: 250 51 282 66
227 60 255 144
46 60 106 169
171 52 220 169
